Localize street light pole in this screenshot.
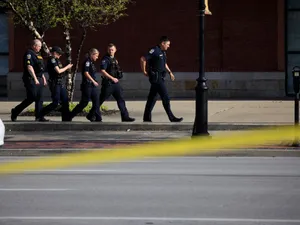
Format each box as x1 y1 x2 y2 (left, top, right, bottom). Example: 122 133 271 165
192 0 209 136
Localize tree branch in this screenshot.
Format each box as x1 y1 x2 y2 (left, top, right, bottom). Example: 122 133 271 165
7 1 29 26
74 26 87 77
24 0 32 20
70 26 87 101
7 1 50 56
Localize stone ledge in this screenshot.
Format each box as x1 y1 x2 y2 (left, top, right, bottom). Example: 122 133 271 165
6 72 287 100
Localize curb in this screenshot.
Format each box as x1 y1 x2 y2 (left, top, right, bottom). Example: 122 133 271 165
1 148 300 157
3 121 293 132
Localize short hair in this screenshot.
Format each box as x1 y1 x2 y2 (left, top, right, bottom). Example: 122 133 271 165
107 43 116 48
31 39 42 47
88 48 99 56
159 36 170 43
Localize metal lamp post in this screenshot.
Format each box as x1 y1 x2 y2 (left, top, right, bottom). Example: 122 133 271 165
192 0 210 137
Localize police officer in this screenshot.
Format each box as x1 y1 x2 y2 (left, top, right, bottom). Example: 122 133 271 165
37 46 73 121
69 48 102 122
99 43 135 122
140 36 183 122
11 39 48 122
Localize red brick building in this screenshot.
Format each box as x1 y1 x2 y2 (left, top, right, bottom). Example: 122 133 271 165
1 0 286 99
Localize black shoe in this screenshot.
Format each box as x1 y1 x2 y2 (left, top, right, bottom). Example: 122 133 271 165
170 117 183 122
62 118 72 122
36 117 50 122
143 119 152 122
122 117 135 122
86 114 95 122
62 115 71 122
11 109 17 122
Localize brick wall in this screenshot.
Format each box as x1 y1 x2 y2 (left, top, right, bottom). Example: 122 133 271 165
10 0 279 73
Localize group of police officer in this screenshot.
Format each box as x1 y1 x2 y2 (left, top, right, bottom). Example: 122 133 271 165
11 36 183 123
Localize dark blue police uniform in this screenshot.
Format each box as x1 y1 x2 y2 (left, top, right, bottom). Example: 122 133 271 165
11 49 45 121
38 56 69 121
99 54 134 122
70 57 102 121
143 45 181 122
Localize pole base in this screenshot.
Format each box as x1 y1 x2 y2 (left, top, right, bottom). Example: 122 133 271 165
191 132 211 139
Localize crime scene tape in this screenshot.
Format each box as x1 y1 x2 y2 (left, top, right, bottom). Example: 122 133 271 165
0 125 299 175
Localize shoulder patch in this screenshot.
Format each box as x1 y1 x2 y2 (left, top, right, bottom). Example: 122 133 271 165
27 54 31 59
85 61 90 67
149 49 155 54
51 58 56 64
27 60 30 64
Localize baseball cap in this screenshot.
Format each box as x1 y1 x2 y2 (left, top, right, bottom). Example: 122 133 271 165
50 46 64 55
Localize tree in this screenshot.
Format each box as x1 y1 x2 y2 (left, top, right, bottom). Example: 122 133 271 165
1 0 131 101
0 0 61 55
54 0 131 100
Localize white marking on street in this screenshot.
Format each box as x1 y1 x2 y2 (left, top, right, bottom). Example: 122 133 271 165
0 188 72 191
11 169 298 177
0 216 299 223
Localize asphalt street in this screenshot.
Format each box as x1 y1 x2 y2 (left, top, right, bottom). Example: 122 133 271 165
0 157 300 225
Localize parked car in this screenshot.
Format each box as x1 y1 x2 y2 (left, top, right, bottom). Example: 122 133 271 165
0 118 4 147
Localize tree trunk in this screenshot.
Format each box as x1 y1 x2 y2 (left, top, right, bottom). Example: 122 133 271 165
64 28 73 101
70 27 87 102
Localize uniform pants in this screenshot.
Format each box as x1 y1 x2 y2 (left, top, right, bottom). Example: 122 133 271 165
70 83 101 120
143 78 175 121
39 83 69 121
99 82 129 119
13 77 44 118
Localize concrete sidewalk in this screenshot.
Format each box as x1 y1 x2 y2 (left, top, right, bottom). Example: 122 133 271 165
0 100 297 131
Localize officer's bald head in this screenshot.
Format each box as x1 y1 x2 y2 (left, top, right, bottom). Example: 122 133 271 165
31 39 42 47
31 39 42 53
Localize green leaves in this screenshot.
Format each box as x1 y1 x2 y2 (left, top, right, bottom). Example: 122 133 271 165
1 0 60 33
2 0 131 32
71 0 131 29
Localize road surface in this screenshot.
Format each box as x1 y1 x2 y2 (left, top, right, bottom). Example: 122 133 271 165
0 156 300 225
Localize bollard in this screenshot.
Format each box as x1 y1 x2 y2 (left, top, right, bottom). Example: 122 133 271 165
292 66 300 147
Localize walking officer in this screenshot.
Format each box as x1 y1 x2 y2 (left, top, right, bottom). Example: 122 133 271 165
69 48 102 122
37 46 73 121
11 39 48 122
99 43 135 122
140 36 183 122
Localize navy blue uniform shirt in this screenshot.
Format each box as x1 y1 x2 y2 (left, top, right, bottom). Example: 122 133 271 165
82 57 97 82
23 49 45 78
101 54 122 78
145 45 167 73
100 55 112 71
47 56 63 81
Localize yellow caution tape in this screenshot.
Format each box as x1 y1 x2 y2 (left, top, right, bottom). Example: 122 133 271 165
0 126 298 175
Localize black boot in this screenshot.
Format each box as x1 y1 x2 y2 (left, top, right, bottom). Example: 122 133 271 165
122 117 135 122
35 117 50 122
170 117 183 122
11 109 17 122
